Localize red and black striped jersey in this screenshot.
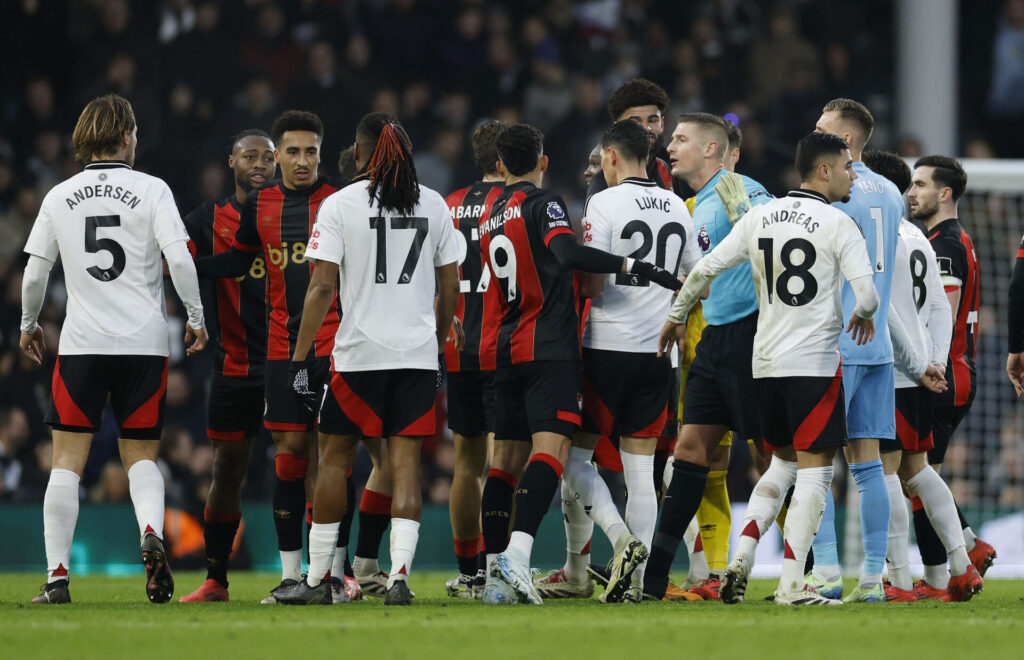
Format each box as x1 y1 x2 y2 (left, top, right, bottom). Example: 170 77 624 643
478 181 581 366
184 197 266 378
444 181 505 372
928 218 980 407
232 178 343 361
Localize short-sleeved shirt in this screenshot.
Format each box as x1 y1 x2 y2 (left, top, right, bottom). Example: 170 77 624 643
581 177 700 352
232 178 343 360
586 154 679 198
690 169 773 326
478 181 580 366
834 162 903 365
444 181 505 372
24 161 189 356
306 182 461 371
184 197 266 378
927 217 980 406
891 219 948 388
674 189 874 378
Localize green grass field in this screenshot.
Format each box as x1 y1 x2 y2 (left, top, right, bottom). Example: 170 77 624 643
2 572 1021 659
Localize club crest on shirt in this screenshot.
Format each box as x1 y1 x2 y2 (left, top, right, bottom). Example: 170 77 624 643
547 201 566 220
698 225 711 252
262 217 273 224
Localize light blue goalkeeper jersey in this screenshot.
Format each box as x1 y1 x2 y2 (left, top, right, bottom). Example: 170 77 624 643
836 161 903 364
691 169 773 326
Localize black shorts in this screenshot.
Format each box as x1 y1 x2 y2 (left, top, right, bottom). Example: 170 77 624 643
207 373 264 441
929 403 971 464
264 357 329 432
319 369 436 438
681 312 760 439
494 360 582 441
661 365 680 442
46 354 168 440
886 386 934 454
759 368 847 452
447 370 497 437
581 348 669 438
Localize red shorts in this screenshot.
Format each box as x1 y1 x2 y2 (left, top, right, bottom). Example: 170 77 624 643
46 354 167 440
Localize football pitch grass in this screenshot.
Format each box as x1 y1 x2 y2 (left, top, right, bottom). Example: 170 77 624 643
1 572 1021 659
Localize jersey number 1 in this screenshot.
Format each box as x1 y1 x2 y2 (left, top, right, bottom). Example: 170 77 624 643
371 216 427 284
85 215 125 282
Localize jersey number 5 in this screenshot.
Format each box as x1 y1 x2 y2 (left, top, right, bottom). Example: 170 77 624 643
85 215 125 282
757 237 817 306
370 216 428 284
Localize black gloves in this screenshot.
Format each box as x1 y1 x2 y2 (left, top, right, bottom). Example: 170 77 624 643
289 356 328 415
630 259 682 291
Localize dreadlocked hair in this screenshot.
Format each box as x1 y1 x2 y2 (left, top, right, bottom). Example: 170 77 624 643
356 112 419 216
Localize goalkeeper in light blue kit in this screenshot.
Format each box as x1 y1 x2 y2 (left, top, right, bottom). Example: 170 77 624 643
810 98 904 602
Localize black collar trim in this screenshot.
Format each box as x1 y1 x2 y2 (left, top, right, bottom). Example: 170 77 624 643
622 177 657 187
787 189 829 204
85 160 132 170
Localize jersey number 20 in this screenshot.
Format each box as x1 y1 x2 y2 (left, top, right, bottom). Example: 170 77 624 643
614 220 685 287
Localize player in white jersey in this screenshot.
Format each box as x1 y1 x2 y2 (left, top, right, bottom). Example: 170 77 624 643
859 150 982 602
662 132 879 605
535 121 700 602
276 113 460 606
20 95 207 605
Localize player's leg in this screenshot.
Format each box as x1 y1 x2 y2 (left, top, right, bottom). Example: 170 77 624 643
881 448 914 598
353 437 393 596
690 440 731 599
482 438 529 565
619 435 657 599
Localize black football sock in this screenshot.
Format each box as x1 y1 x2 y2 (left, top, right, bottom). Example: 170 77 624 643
913 505 947 567
956 503 971 531
338 478 356 576
355 489 392 561
272 476 305 553
203 509 241 588
653 448 669 502
510 455 562 538
305 502 314 564
643 460 709 598
482 468 517 555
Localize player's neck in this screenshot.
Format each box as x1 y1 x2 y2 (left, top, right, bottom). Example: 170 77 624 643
235 185 249 204
798 182 831 201
612 162 647 184
92 151 129 164
923 208 957 231
482 173 504 183
282 175 318 192
505 173 541 187
687 163 723 193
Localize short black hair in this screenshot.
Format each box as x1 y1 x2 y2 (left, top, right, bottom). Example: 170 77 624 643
337 145 358 180
270 110 324 147
726 121 742 153
607 78 669 121
472 120 505 176
863 149 911 194
600 119 650 163
229 128 272 153
914 154 967 201
795 132 850 180
496 124 544 177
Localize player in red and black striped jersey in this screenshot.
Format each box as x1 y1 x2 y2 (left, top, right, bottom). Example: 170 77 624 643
909 155 996 591
586 78 685 199
443 121 507 599
479 124 681 605
179 130 274 603
194 111 345 603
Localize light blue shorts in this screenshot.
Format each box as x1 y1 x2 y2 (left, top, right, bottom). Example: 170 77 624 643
842 363 896 440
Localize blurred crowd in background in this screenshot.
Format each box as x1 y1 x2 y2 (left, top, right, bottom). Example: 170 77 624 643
1 0 1023 514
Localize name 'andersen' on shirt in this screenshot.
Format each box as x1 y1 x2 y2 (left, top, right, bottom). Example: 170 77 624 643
65 184 142 210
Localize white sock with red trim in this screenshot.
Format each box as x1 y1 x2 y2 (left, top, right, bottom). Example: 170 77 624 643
684 519 710 585
307 522 339 587
43 469 80 583
884 473 913 590
564 448 628 548
620 450 656 586
906 467 970 577
779 466 832 595
560 477 593 584
735 456 798 562
128 460 165 540
387 518 419 588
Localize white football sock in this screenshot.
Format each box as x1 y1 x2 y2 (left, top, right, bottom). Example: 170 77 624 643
884 473 912 591
962 526 978 552
127 460 164 539
306 522 339 586
332 545 347 579
564 451 628 548
684 518 710 585
906 467 969 577
560 476 593 584
736 456 797 561
352 556 379 577
387 518 419 588
620 451 656 586
506 530 534 561
280 550 302 582
779 466 832 595
43 469 80 583
924 564 949 589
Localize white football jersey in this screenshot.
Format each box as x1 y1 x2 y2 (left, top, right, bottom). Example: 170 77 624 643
891 219 951 387
23 162 191 356
673 189 875 378
307 182 461 371
581 177 700 352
